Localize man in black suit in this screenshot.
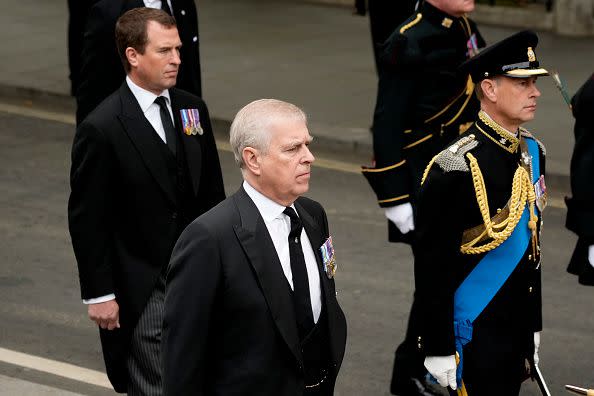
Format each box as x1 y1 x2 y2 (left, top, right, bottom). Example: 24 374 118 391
162 99 347 395
75 0 202 124
68 8 224 394
67 0 100 96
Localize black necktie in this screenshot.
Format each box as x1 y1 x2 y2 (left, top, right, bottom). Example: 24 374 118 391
160 0 172 15
283 207 314 336
154 96 176 155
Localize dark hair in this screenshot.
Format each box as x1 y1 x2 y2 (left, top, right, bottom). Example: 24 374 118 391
115 8 176 72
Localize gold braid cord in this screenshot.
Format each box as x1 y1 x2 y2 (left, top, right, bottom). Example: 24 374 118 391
420 154 439 186
460 153 538 255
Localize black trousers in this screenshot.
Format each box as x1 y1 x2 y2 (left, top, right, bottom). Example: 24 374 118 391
446 327 530 396
390 296 427 392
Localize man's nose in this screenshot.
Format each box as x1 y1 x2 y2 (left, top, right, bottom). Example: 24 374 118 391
531 82 541 98
171 50 181 65
303 146 315 163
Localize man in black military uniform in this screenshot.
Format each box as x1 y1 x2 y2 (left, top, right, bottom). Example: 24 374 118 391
566 73 594 286
360 1 484 394
416 30 548 396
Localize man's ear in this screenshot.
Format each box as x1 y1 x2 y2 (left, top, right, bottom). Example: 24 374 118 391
242 147 261 176
481 79 498 103
126 47 139 68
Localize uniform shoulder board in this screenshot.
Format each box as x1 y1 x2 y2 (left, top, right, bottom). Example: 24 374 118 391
400 12 423 34
520 127 546 156
435 134 479 173
380 13 425 68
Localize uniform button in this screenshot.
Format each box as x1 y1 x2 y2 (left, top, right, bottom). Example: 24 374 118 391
528 254 532 260
172 212 178 219
192 35 198 42
181 9 186 15
294 237 299 243
529 287 533 293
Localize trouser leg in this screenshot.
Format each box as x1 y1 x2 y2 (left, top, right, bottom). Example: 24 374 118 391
127 276 165 396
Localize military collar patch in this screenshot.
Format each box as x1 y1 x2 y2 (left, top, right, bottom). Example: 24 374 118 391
476 110 519 153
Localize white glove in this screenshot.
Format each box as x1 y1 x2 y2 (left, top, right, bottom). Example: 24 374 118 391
588 245 594 268
424 355 457 390
533 331 541 366
384 203 415 234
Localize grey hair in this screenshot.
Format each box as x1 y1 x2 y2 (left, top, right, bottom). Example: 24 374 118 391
229 99 307 168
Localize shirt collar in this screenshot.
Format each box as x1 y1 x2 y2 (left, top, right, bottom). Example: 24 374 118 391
243 180 295 222
126 76 171 114
143 0 173 12
143 0 160 8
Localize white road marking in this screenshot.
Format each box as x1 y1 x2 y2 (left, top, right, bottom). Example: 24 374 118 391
0 347 111 389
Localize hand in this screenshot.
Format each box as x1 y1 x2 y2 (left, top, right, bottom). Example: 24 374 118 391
384 203 415 234
88 300 120 330
588 245 594 268
424 355 457 390
533 331 541 366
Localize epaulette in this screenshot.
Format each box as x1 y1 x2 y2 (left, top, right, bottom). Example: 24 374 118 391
520 127 546 156
435 134 479 173
400 13 423 34
381 13 424 68
420 134 478 185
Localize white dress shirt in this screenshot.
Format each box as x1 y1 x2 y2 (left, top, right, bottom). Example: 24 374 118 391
126 76 174 144
243 181 322 323
143 0 173 12
82 77 174 305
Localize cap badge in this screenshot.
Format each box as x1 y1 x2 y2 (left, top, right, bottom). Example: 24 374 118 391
527 47 536 62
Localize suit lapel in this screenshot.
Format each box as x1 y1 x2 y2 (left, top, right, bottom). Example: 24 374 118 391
170 90 202 196
232 188 302 364
116 83 176 205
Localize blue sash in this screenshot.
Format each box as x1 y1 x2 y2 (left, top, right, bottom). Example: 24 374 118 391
452 137 540 387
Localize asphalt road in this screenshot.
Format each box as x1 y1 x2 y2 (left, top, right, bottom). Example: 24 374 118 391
0 105 592 395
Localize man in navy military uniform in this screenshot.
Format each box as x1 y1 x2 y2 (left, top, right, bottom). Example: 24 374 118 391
360 1 484 394
566 73 594 286
416 31 548 396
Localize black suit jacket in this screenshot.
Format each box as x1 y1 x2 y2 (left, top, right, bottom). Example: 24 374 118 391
68 82 224 392
75 0 202 124
566 73 594 285
162 187 347 395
